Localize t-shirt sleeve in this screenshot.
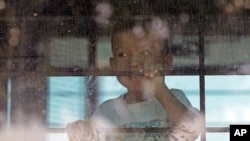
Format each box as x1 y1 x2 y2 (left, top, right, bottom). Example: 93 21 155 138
171 88 192 108
91 98 121 129
92 100 114 121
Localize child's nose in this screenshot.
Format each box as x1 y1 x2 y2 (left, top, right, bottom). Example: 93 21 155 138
129 57 140 67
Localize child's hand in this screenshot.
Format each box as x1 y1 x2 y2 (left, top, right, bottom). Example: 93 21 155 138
139 61 166 99
66 120 98 141
140 63 163 79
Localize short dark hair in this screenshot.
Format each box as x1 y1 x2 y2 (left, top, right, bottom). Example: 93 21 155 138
111 16 171 55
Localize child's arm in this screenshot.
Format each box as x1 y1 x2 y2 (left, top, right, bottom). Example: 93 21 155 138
154 81 203 140
140 58 203 140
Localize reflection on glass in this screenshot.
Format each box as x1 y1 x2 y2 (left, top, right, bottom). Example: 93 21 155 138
47 77 85 128
49 37 89 68
205 35 250 66
96 37 112 69
206 75 250 127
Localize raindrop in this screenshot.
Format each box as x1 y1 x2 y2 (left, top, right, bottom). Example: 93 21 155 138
94 2 113 26
8 37 19 47
9 28 20 37
0 0 5 10
234 0 244 7
224 3 235 13
244 0 250 9
132 25 145 38
179 13 190 24
33 12 38 17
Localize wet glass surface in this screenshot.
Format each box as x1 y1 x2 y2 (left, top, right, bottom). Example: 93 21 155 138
1 1 250 141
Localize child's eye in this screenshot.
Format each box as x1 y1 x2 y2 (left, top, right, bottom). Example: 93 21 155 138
140 51 152 56
118 52 128 57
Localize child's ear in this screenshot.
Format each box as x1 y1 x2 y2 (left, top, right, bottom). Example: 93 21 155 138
163 53 173 72
109 57 115 70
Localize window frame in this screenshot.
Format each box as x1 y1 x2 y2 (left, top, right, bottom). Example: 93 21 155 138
1 2 250 141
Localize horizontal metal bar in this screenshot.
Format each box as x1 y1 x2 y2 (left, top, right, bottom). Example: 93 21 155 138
0 64 248 77
46 127 172 133
1 15 250 21
46 127 229 133
206 127 229 133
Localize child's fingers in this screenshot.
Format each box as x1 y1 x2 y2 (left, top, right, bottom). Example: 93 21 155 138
66 122 81 141
140 63 163 78
66 120 93 141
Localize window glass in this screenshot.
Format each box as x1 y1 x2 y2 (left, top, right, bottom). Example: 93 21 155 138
205 35 250 66
49 37 89 68
96 37 112 69
97 76 126 105
206 133 229 141
166 76 200 109
47 77 85 128
98 76 200 108
2 1 250 141
206 75 250 127
46 133 68 141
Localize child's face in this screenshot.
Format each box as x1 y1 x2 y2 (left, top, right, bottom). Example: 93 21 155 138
110 30 172 90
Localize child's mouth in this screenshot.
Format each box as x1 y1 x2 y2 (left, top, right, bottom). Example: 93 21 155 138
129 76 136 80
128 76 138 81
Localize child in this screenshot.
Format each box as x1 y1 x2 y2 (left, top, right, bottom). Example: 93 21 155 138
66 17 202 141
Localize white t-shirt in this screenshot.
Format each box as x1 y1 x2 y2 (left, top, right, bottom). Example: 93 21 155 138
92 89 195 141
